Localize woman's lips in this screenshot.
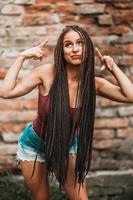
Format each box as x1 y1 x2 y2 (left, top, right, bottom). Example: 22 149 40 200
71 55 81 59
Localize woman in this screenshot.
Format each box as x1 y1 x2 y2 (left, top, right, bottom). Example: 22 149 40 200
0 25 133 200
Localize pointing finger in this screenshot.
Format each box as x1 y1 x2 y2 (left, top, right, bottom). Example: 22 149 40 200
38 39 48 49
100 65 106 72
95 47 103 61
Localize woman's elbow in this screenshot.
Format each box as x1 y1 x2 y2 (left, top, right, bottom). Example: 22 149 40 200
127 96 133 103
0 91 10 99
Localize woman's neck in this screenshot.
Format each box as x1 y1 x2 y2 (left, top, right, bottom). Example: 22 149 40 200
66 64 80 82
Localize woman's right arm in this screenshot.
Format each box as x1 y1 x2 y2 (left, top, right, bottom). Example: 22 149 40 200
0 40 47 99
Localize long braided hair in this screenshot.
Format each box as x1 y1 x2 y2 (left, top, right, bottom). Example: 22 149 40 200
41 25 96 188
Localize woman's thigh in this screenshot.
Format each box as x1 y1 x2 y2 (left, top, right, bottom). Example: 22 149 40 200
64 155 88 200
20 161 50 200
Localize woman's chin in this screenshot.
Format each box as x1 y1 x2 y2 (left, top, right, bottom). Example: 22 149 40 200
69 59 82 66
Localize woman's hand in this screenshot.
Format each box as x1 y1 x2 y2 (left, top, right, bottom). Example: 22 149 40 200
19 39 48 61
95 47 133 103
95 47 116 72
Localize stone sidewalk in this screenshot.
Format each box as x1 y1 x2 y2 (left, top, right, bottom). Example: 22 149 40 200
0 170 133 200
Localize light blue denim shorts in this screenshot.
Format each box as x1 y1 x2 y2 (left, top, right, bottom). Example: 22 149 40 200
16 123 78 163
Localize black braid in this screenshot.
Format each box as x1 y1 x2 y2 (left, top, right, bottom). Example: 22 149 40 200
39 25 96 189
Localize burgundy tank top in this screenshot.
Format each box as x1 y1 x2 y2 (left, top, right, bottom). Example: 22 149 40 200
33 92 75 137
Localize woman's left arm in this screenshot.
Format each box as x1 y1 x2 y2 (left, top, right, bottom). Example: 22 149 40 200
95 48 133 103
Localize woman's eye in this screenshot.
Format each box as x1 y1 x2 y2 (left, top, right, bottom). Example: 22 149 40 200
65 43 72 48
77 41 83 46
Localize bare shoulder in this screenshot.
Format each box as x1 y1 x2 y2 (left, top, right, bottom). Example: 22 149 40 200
33 63 55 81
35 63 54 75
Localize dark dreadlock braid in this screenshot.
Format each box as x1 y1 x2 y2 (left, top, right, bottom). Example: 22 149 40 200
41 25 96 189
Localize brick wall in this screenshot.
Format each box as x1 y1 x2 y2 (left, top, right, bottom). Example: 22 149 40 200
0 0 133 173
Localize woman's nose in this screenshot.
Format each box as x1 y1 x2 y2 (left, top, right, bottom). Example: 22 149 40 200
73 44 79 52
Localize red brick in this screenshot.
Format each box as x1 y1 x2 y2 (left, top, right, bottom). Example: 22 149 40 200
115 0 130 2
77 4 105 14
98 14 113 25
0 111 36 122
1 4 24 15
113 12 133 25
119 56 133 67
113 3 133 9
0 144 18 155
2 133 19 143
129 117 133 126
109 25 130 35
45 24 63 32
96 107 116 118
0 123 25 133
15 0 34 5
117 105 133 117
116 129 130 138
91 159 120 170
25 4 53 13
113 2 133 10
106 5 130 13
55 3 77 14
22 13 60 26
0 155 17 172
60 15 79 24
92 35 118 46
96 0 130 2
93 139 121 149
0 155 14 166
0 58 14 68
99 98 124 107
73 0 94 3
92 150 99 161
0 99 37 110
86 25 110 36
95 0 112 2
36 0 68 3
60 15 95 25
4 26 48 38
99 46 125 55
94 129 115 139
124 44 133 54
95 118 129 128
100 151 116 159
87 24 131 36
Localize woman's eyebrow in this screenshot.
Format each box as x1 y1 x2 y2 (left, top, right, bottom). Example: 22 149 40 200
63 40 72 43
63 38 81 44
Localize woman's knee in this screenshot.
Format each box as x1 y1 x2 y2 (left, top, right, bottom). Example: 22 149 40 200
64 181 88 200
34 192 50 200
24 177 50 199
20 161 50 199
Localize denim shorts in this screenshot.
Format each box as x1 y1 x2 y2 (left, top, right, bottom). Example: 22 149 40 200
16 123 78 163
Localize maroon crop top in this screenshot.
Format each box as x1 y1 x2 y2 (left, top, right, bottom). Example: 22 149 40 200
33 92 75 137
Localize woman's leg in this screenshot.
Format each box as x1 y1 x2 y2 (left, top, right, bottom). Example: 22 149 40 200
64 155 88 200
20 161 50 200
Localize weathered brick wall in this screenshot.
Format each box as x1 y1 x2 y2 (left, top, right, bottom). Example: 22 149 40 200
0 0 133 173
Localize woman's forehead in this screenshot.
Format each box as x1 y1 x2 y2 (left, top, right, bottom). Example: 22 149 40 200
63 30 81 42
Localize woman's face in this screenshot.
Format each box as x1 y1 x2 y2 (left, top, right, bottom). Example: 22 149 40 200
63 30 84 66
